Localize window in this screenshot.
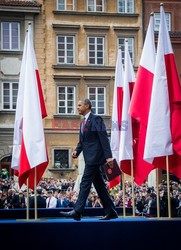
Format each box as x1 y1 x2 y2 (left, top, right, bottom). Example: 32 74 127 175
118 0 134 13
1 22 20 50
88 87 106 115
53 149 69 168
87 0 104 12
57 86 75 114
88 37 104 65
57 35 75 64
1 82 18 110
118 38 134 64
154 13 171 31
57 0 74 11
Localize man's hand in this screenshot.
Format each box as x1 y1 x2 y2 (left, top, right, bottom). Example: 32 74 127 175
106 158 113 163
72 151 78 159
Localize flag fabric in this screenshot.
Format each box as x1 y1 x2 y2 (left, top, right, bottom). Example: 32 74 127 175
144 8 173 162
143 6 181 179
129 15 156 185
119 40 134 164
110 49 124 189
11 25 48 189
119 41 139 178
129 15 155 126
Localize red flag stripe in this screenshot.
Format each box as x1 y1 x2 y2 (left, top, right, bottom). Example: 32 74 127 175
35 69 47 119
129 66 154 125
129 66 156 185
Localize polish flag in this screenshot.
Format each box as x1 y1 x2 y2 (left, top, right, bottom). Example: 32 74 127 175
144 6 181 180
129 15 156 185
110 49 124 189
119 40 135 166
11 25 48 189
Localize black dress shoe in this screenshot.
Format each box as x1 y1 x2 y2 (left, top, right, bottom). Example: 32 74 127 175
99 212 118 220
59 210 81 221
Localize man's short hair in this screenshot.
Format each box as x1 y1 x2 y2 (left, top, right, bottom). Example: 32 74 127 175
47 190 53 194
82 99 92 110
37 189 42 195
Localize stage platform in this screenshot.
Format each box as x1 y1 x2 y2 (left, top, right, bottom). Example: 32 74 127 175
0 207 133 219
0 210 180 250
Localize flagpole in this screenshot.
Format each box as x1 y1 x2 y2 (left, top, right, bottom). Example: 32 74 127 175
25 23 30 222
122 173 126 217
156 168 160 218
34 167 38 220
131 160 135 217
166 156 171 218
26 178 30 220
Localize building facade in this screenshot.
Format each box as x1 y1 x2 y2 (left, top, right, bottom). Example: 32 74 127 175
143 0 181 182
144 0 181 81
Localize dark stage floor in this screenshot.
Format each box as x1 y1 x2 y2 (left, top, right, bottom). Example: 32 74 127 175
0 216 180 250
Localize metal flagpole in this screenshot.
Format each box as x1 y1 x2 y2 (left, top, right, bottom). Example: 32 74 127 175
166 156 171 218
34 167 38 220
131 160 135 217
156 168 160 218
122 173 126 217
26 178 30 220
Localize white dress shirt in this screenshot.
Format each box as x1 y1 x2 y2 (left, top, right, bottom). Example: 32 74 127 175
46 196 57 208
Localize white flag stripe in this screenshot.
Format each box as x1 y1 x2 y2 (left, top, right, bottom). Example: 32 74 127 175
161 7 173 55
11 35 27 170
119 41 135 161
110 49 124 163
23 26 47 168
144 6 173 163
140 15 155 73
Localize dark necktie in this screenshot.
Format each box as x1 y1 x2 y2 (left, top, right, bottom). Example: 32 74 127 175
48 197 51 208
81 117 86 135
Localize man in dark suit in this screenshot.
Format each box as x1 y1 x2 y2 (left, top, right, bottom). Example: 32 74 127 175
30 188 46 208
60 99 118 220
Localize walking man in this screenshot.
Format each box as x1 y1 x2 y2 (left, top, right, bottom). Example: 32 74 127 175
60 99 118 220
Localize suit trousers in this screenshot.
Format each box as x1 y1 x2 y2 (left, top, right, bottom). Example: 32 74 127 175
74 164 116 214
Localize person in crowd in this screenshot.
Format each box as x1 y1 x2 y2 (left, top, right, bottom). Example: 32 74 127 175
18 191 26 208
57 192 68 207
176 192 181 217
1 168 9 180
68 193 78 208
1 180 10 193
46 190 57 208
135 196 146 215
92 196 103 208
30 188 46 208
6 189 19 209
0 190 4 208
0 191 7 209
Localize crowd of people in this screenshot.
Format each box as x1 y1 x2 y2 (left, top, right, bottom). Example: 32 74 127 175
0 168 181 217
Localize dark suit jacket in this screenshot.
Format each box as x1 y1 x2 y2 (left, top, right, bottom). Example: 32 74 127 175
7 194 20 208
29 195 46 208
75 113 112 165
56 198 70 208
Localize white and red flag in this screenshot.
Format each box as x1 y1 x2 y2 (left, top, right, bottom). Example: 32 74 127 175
11 25 48 189
144 6 181 179
119 40 135 168
110 49 124 189
129 15 156 185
